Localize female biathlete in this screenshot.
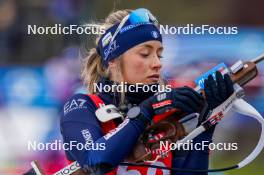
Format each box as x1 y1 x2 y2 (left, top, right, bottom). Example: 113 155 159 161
60 8 234 175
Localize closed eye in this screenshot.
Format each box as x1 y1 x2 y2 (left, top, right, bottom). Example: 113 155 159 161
140 53 150 57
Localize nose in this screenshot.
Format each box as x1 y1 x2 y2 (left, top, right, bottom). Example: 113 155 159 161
151 55 162 70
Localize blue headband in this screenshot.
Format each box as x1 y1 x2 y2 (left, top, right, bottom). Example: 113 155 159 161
97 20 162 67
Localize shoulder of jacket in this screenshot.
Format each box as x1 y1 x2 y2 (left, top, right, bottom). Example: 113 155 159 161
61 93 98 119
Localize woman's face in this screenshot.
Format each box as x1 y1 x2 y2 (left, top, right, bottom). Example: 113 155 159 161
116 40 163 84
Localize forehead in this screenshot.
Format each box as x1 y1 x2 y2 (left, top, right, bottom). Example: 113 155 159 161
135 40 163 50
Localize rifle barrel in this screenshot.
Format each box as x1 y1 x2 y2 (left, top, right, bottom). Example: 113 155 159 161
251 53 264 64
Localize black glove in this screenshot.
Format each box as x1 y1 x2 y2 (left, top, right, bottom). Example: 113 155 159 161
139 86 204 121
204 71 234 110
197 71 234 133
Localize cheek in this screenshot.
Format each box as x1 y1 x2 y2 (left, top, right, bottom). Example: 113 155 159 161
123 57 148 82
132 60 147 72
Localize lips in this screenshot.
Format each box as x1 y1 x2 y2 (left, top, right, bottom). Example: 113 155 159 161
148 75 159 78
147 74 160 81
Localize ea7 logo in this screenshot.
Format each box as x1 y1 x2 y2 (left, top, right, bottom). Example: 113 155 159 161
157 93 166 101
64 98 87 115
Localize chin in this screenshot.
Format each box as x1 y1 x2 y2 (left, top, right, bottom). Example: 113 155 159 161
145 79 159 84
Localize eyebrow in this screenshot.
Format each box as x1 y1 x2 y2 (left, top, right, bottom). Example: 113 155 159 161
141 44 164 51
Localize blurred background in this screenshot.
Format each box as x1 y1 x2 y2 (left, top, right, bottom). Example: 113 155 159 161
0 0 263 174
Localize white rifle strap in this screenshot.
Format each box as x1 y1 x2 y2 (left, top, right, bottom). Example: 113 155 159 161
153 90 238 159
232 99 264 168
148 86 264 167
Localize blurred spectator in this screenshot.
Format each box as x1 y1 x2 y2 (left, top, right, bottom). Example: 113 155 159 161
0 0 17 64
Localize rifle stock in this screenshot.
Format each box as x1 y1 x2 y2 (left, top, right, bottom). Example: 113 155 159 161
231 61 258 86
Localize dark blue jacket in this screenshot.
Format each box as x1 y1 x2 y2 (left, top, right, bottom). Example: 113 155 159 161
60 79 213 175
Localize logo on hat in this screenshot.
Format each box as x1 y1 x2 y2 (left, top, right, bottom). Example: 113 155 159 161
102 32 112 47
151 31 159 38
103 40 119 60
